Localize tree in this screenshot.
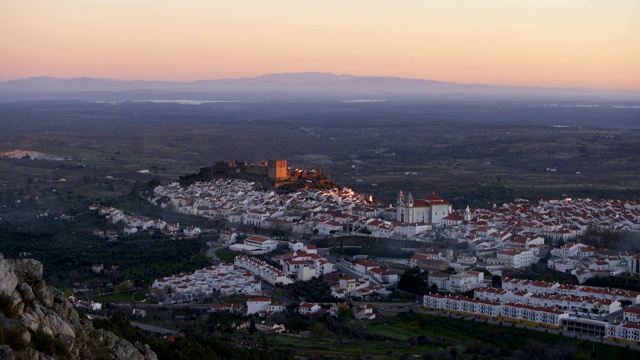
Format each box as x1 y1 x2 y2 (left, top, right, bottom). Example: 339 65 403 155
430 283 439 293
310 322 330 340
249 318 256 335
113 280 133 295
337 306 354 320
491 275 502 288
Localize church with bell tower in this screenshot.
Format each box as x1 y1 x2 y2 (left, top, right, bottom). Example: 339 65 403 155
396 191 453 225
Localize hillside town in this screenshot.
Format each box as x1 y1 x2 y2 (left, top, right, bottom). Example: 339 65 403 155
83 172 640 346
145 178 640 279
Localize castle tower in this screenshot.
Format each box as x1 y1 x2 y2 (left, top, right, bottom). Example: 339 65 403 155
267 160 288 180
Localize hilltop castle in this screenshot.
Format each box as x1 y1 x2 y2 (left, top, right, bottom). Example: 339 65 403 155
396 191 453 225
193 159 332 190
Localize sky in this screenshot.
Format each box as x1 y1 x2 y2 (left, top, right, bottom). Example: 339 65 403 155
1 0 639 89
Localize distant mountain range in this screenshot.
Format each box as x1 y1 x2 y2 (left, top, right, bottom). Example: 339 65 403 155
1 72 638 101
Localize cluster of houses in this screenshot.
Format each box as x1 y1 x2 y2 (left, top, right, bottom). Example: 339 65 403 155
423 274 640 344
208 300 375 336
151 180 460 239
474 285 623 315
448 198 640 272
151 179 390 235
424 293 569 329
243 297 375 320
137 178 640 341
67 296 102 311
499 277 640 305
151 262 262 301
89 204 201 238
150 180 640 280
323 273 387 299
233 255 295 286
547 241 638 283
272 240 335 280
456 198 640 243
349 260 399 284
226 238 340 283
411 217 639 281
296 302 375 320
153 181 640 242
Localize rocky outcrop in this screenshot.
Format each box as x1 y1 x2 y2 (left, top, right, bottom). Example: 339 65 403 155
0 255 18 297
0 253 157 360
12 259 44 284
97 330 158 360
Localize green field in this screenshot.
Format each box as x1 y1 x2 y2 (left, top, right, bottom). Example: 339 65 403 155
265 312 638 359
216 248 243 263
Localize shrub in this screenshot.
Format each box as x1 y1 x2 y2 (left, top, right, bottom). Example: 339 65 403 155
32 329 68 357
0 325 28 351
0 293 17 318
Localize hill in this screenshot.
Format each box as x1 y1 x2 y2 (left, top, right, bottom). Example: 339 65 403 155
2 72 639 101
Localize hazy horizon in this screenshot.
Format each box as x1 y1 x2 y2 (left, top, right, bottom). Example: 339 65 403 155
2 1 639 90
3 71 640 92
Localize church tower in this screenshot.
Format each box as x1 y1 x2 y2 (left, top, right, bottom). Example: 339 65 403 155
464 206 471 222
397 190 405 206
407 192 414 207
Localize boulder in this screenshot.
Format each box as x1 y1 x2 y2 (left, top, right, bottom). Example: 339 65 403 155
52 300 81 329
32 281 54 308
17 283 35 304
38 325 53 336
0 345 16 360
18 308 40 332
111 338 147 360
22 348 55 360
98 330 147 360
31 301 46 321
11 259 43 284
50 287 66 303
0 255 18 297
9 290 24 317
134 341 159 360
43 311 75 339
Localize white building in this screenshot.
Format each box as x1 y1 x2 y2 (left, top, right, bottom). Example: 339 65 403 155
396 192 453 225
298 302 321 315
606 322 640 343
447 271 484 293
354 304 375 320
623 308 640 323
369 267 399 284
247 297 276 315
244 235 278 252
219 231 237 244
497 249 535 269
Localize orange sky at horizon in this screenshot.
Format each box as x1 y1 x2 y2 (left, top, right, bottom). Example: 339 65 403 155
1 0 639 90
